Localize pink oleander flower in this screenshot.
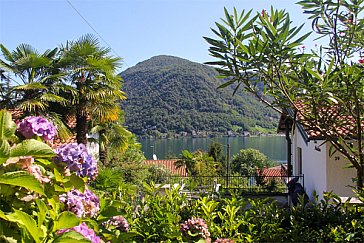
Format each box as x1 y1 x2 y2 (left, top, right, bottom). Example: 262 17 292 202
102 215 130 232
17 116 57 141
181 217 210 240
55 143 98 180
57 222 100 243
59 188 100 218
261 9 266 17
359 59 364 64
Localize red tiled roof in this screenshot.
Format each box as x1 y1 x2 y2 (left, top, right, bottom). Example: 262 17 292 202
259 165 288 177
278 103 364 140
144 159 187 176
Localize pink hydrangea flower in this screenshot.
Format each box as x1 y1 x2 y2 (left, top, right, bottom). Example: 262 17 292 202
102 215 130 232
181 217 210 240
18 157 50 184
57 222 100 243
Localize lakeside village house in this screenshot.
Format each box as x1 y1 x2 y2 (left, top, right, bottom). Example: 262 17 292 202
278 108 357 199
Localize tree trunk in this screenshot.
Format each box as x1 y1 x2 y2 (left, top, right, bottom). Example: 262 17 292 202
76 113 88 145
99 129 108 166
357 167 363 189
99 147 108 166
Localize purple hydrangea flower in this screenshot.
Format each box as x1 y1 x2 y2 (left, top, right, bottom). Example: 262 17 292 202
55 143 98 179
180 217 210 240
102 215 130 232
17 116 57 141
57 222 100 243
59 188 100 218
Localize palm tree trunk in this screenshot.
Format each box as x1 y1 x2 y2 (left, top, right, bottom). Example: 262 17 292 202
99 147 108 166
76 113 88 145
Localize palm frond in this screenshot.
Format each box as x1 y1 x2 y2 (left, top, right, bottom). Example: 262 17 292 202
0 44 15 63
18 99 47 112
11 82 47 91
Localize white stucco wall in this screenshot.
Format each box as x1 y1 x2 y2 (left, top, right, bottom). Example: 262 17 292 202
292 127 327 199
292 127 357 198
326 148 356 197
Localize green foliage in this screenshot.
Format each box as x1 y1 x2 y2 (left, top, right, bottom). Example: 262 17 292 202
0 110 94 242
120 55 279 137
175 149 220 178
231 148 277 176
208 141 225 164
100 181 364 242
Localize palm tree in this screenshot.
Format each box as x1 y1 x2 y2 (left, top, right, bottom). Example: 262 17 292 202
0 44 74 138
58 34 125 144
90 120 132 166
0 44 68 115
175 150 197 176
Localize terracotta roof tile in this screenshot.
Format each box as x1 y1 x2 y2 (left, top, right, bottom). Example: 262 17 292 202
259 165 288 177
280 103 364 139
144 159 187 176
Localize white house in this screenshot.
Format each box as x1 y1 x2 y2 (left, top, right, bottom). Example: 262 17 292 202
278 110 356 199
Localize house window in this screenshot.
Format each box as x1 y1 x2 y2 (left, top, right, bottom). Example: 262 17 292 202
297 147 302 175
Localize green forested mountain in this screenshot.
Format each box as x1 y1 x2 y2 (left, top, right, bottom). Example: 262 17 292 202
119 55 279 137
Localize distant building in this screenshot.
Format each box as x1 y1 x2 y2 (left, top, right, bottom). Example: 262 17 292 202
144 159 187 176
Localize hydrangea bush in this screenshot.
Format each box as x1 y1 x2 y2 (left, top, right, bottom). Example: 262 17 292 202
0 110 127 242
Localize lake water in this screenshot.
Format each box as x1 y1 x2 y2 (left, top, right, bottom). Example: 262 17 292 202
139 136 287 162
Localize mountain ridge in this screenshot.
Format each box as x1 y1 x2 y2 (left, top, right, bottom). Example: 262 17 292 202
119 55 279 137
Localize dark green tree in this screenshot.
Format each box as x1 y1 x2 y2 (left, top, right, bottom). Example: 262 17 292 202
231 148 273 176
208 141 225 163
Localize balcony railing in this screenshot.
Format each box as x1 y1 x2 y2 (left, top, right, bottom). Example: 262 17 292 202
157 175 304 195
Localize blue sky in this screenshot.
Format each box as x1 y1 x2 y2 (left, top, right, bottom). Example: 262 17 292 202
1 0 314 71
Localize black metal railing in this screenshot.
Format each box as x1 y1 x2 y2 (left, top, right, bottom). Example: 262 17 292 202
157 175 304 195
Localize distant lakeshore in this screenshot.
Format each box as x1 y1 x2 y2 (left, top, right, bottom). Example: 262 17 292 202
137 130 282 140
139 135 287 162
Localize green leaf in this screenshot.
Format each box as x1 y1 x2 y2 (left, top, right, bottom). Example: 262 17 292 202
7 209 44 242
53 230 91 243
0 209 7 220
10 139 55 158
0 110 16 139
304 67 323 81
63 174 85 191
0 171 45 195
0 138 10 164
35 199 49 227
53 211 80 232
